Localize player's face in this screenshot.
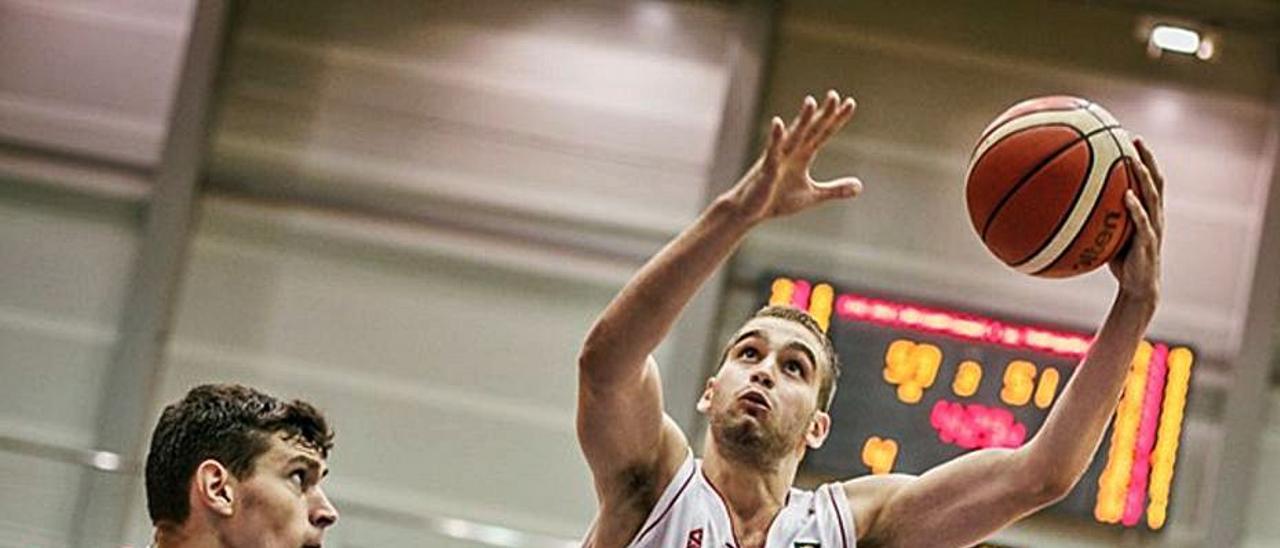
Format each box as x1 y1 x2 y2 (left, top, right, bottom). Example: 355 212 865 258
218 433 338 548
701 316 830 463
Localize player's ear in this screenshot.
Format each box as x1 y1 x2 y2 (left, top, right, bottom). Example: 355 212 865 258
192 459 236 517
805 409 831 449
696 377 717 415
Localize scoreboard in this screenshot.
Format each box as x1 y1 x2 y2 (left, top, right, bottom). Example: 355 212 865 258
766 275 1195 530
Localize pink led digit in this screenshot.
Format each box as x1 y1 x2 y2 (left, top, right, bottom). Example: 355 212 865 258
930 400 1029 450
1123 344 1169 525
791 279 812 310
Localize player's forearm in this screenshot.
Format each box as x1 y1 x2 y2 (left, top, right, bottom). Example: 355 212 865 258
1021 290 1156 491
578 193 757 388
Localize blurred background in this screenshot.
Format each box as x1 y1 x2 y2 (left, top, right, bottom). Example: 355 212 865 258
0 0 1278 546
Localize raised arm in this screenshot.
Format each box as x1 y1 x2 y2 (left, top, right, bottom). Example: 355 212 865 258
577 92 861 518
850 139 1165 548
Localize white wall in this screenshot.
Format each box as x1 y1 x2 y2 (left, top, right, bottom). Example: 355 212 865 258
0 1 192 545
1242 388 1280 548
0 184 141 546
0 0 192 166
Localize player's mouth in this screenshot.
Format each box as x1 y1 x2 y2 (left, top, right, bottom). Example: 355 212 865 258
738 390 772 415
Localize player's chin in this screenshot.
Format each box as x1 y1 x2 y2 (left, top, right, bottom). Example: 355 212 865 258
722 404 760 424
724 409 771 434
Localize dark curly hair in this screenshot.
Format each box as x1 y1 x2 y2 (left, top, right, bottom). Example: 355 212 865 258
145 383 334 525
722 305 842 411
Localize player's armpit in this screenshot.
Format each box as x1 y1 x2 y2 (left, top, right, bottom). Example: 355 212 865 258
577 355 689 547
577 355 690 505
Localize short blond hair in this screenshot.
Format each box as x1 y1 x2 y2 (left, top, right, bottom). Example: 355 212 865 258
721 306 841 411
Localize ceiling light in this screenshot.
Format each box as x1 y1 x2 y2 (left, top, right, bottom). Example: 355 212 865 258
1141 19 1216 61
1150 25 1200 54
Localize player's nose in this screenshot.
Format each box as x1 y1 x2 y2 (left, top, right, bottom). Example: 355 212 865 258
750 365 775 389
311 487 339 528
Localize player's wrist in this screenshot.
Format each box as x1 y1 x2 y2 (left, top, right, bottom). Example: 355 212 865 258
1116 287 1158 317
711 188 767 228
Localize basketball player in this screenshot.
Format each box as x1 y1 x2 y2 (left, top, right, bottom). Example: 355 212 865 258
577 90 1164 547
145 384 339 547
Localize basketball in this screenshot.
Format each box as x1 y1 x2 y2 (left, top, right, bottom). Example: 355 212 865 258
965 96 1140 278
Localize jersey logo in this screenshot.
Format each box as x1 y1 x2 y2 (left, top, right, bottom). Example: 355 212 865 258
685 528 703 548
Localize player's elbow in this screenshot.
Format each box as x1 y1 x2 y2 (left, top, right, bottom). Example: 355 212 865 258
577 332 624 388
578 321 610 370
577 343 606 384
1012 444 1081 505
1023 468 1078 507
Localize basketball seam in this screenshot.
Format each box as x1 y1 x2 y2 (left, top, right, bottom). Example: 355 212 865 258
1031 155 1127 275
967 106 1105 176
973 102 1087 148
977 123 1117 241
1029 110 1134 276
1003 137 1097 267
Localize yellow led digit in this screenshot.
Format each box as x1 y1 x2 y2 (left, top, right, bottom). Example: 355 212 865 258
953 360 982 397
897 383 924 404
912 344 942 388
884 339 915 384
769 278 795 307
882 340 941 404
809 283 835 333
1000 360 1037 406
1094 340 1153 523
861 436 898 475
1034 367 1060 409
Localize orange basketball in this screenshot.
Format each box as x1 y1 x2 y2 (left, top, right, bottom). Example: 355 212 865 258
965 96 1139 278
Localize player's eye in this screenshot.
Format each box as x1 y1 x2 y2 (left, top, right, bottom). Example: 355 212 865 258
739 346 760 360
289 469 308 489
784 360 806 377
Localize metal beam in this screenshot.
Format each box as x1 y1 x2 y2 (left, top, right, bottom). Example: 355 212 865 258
1204 83 1280 546
70 0 234 544
663 0 778 438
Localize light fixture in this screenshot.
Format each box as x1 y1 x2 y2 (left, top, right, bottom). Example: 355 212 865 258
1139 17 1217 61
88 450 122 472
1150 25 1201 55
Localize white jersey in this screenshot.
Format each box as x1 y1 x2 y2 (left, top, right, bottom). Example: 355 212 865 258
626 453 856 548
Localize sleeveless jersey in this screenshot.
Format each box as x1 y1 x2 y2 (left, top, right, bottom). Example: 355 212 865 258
625 453 856 548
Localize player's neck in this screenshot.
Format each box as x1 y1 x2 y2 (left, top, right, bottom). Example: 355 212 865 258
153 521 222 548
701 439 800 521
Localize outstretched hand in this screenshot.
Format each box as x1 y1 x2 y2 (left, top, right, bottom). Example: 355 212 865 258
726 90 863 223
1109 137 1164 301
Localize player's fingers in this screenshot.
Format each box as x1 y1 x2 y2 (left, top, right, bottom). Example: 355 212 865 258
1134 160 1164 237
813 176 863 202
1125 189 1157 247
783 96 818 154
808 97 857 153
762 116 785 175
1134 137 1165 199
801 90 840 148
